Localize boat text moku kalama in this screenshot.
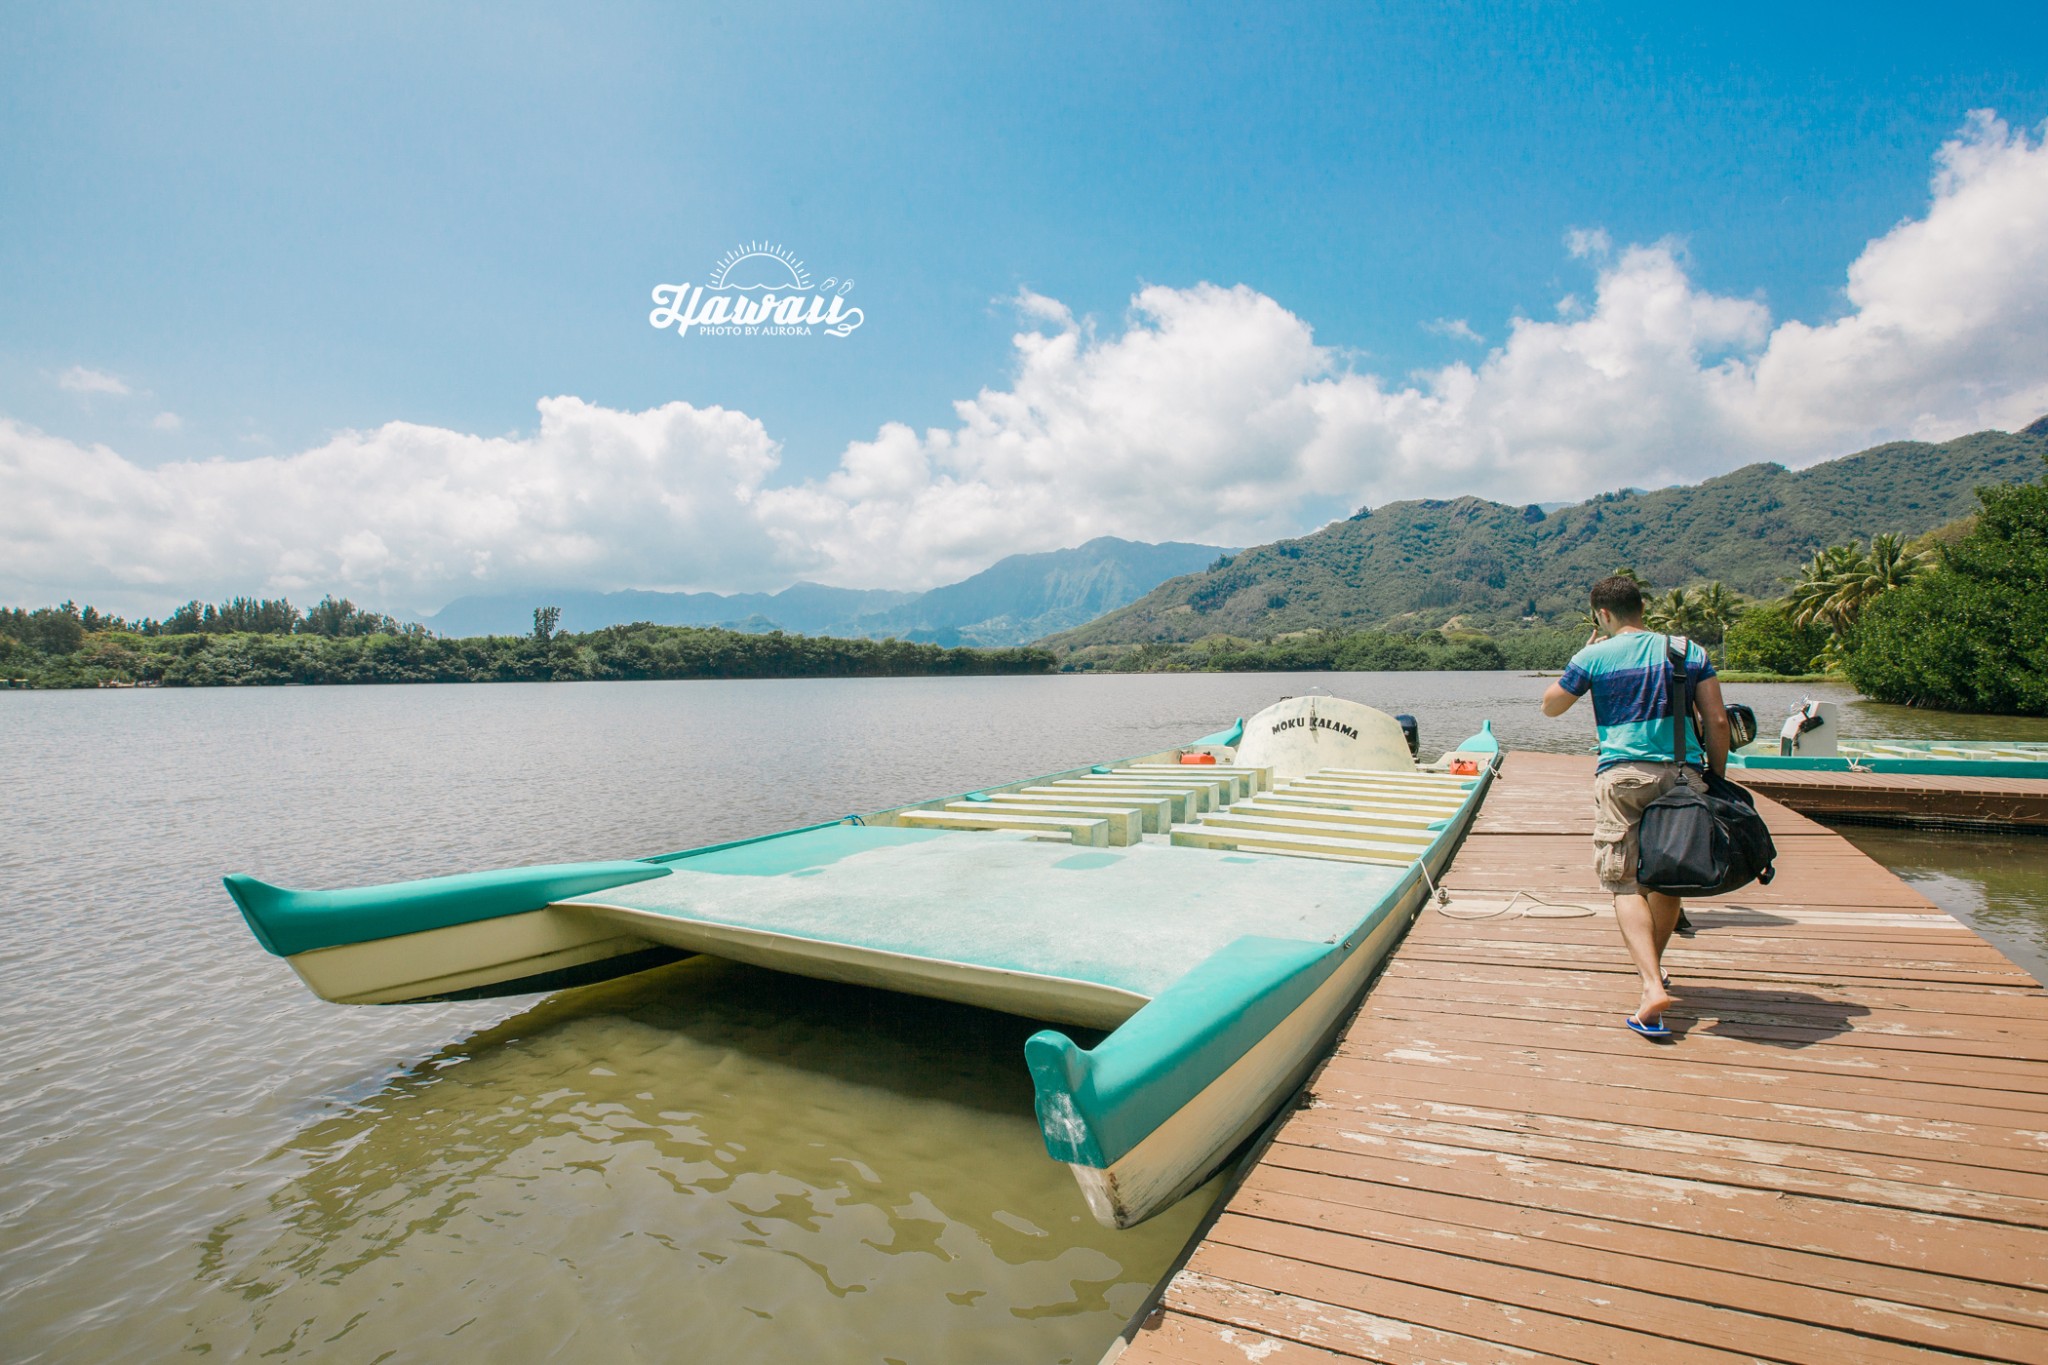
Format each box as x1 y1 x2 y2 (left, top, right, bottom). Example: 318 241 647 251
223 695 1501 1228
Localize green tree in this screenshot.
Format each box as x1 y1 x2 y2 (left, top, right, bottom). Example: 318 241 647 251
532 605 562 644
1723 603 1829 675
1843 472 2048 714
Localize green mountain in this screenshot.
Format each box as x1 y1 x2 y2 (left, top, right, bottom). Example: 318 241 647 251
1048 425 2048 651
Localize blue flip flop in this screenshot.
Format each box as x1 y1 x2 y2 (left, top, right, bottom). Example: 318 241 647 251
1625 1014 1674 1040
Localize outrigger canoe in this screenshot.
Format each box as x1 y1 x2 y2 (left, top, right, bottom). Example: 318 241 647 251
1731 700 2048 779
224 695 1501 1228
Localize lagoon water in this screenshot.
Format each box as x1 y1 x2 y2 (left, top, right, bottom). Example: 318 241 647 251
3 672 2044 1363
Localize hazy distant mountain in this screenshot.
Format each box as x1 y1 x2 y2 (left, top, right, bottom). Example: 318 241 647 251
1047 425 2048 650
855 538 1231 646
423 583 916 639
424 537 1228 644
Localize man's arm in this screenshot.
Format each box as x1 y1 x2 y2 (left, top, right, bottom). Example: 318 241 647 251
1544 631 1598 717
1695 675 1731 776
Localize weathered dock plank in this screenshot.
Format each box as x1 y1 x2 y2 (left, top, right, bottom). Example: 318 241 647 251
1115 751 2048 1365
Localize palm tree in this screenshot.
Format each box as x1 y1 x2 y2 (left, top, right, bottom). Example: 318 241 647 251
1646 586 1721 641
1691 581 1745 647
1787 537 1927 632
1822 533 1928 626
1786 544 1866 631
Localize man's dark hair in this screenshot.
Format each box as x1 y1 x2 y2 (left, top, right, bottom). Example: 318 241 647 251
1589 575 1644 619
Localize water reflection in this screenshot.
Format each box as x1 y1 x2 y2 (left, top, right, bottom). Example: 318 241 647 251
1834 826 2048 986
183 959 1203 1365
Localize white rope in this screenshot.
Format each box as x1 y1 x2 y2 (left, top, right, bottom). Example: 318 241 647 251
1437 890 1599 920
1416 856 1450 907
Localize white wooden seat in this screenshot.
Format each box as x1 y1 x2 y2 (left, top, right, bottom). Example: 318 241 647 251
1071 773 1237 803
1297 772 1477 795
1029 784 1198 821
1187 811 1431 857
1250 793 1447 828
944 801 1139 845
1116 765 1269 796
976 791 1173 833
1229 802 1435 843
1321 767 1477 786
894 809 1110 846
1057 776 1229 812
1168 822 1413 866
1281 779 1467 808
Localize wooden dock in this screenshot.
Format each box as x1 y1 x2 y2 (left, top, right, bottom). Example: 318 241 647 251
1114 751 2048 1365
1735 766 2048 829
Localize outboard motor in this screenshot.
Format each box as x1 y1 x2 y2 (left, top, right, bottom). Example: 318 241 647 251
1394 714 1420 760
1724 703 1757 751
1778 700 1838 757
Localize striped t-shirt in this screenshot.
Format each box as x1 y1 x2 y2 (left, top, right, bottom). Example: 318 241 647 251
1558 631 1715 771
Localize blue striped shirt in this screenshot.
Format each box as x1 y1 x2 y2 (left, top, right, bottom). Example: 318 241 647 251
1559 631 1716 771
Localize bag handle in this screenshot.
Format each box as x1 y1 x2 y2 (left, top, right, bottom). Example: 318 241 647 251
1665 634 1696 768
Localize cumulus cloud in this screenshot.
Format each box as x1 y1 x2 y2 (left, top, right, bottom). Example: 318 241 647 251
56 366 131 397
1 398 791 609
3 112 2045 610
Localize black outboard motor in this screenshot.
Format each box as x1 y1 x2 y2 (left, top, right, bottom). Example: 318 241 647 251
1724 703 1757 751
1394 714 1420 760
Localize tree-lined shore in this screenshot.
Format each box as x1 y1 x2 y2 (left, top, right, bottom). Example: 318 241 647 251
0 606 1054 688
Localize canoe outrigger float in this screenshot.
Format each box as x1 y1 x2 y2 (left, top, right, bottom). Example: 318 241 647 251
224 695 1501 1228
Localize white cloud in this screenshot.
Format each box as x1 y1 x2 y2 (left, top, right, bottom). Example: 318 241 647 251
56 366 131 397
151 412 183 432
1424 318 1485 344
1564 227 1612 260
0 398 791 610
3 112 2045 611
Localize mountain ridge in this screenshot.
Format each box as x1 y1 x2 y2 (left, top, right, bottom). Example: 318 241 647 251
1046 426 2048 651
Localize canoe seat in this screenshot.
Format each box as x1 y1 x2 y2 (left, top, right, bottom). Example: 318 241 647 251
1228 802 1434 843
1187 812 1430 857
894 809 1111 846
974 792 1172 834
1168 822 1413 866
1024 784 1194 822
942 801 1140 845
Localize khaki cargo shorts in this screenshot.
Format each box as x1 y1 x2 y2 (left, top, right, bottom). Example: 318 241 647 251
1593 761 1707 894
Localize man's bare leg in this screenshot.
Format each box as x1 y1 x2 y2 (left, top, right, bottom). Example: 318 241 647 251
1614 891 1676 1023
1650 892 1684 960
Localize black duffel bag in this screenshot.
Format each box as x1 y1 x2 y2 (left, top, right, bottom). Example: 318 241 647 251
1636 637 1779 897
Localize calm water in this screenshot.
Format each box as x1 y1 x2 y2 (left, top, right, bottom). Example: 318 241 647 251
2 672 2043 1363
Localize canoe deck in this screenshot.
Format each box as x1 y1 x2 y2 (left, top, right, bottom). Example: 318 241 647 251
1117 750 2048 1364
576 823 1405 1003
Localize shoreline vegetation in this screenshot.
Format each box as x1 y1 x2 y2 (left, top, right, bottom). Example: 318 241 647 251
0 602 1055 688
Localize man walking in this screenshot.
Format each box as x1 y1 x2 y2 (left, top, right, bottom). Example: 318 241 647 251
1542 576 1730 1039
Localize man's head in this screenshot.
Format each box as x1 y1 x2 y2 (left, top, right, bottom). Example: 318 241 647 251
1589 575 1644 634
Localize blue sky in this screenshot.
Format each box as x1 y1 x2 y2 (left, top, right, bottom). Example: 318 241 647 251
5 3 2048 610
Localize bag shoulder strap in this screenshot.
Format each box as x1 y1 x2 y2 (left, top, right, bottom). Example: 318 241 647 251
1665 634 1695 767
